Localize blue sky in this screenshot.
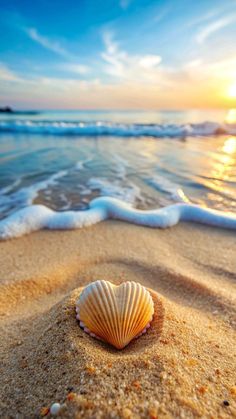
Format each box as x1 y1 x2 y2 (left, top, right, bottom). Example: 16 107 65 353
0 0 236 109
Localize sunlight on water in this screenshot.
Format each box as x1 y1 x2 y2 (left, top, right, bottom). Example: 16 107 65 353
222 137 236 154
0 110 236 217
204 136 236 209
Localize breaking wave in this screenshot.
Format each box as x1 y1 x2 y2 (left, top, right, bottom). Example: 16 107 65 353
1 120 236 137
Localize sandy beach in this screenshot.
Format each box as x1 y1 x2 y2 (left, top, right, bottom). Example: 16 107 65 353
0 220 235 418
1 0 236 417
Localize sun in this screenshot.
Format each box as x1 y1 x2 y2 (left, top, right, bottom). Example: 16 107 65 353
228 83 236 98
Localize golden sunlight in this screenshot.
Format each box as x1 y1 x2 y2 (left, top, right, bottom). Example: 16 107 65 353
222 137 236 154
227 83 236 98
207 137 236 200
225 109 236 124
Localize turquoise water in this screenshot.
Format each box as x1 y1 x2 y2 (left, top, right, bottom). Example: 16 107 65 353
0 109 230 124
0 110 236 219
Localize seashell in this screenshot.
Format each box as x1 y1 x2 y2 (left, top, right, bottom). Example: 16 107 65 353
75 280 154 349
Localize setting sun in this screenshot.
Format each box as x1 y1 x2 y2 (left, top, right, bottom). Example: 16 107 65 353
228 83 236 98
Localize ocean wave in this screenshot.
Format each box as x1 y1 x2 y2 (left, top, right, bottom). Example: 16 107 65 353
0 170 68 215
0 157 89 216
0 120 236 137
88 177 144 205
0 197 235 240
145 175 190 203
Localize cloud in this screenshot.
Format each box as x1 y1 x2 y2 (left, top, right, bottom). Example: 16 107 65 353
139 55 162 69
61 63 90 75
2 29 235 110
24 27 91 75
101 32 162 83
0 71 103 108
196 16 235 44
153 6 171 23
0 63 232 110
184 59 202 69
0 63 20 81
203 56 236 81
25 27 73 59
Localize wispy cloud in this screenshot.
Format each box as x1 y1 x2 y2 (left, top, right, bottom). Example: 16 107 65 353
153 6 171 23
0 66 102 105
196 16 235 44
24 27 91 75
60 63 90 75
0 63 20 81
25 27 73 58
101 32 162 83
1 58 234 110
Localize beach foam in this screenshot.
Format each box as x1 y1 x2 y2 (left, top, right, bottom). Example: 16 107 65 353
146 175 190 203
88 178 143 205
1 120 236 137
0 197 236 240
0 156 94 217
0 170 67 215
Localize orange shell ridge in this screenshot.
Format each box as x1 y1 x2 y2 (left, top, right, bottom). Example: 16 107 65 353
75 280 154 349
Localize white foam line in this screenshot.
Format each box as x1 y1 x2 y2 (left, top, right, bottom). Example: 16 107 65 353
0 170 68 214
75 157 92 171
146 175 190 203
0 197 235 240
0 179 22 195
1 120 236 136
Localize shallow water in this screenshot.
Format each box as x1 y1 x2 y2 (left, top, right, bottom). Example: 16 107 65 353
0 110 236 220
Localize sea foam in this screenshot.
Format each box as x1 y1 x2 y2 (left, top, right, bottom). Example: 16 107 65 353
0 197 235 240
0 170 67 215
1 120 236 137
146 175 189 203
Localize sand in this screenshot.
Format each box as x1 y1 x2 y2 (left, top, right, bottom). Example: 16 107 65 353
0 220 235 418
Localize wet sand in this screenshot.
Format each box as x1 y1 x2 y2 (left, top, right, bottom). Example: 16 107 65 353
0 220 235 418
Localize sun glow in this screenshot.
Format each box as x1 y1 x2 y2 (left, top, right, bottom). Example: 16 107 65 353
227 83 236 98
225 109 236 124
222 137 236 154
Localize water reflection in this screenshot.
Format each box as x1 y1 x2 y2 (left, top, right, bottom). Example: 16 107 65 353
1 132 236 216
206 137 236 208
222 137 236 154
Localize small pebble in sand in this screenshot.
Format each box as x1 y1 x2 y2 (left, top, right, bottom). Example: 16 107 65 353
67 392 76 401
122 407 132 418
149 404 159 419
40 407 50 417
132 380 141 390
230 386 236 396
50 403 61 415
223 400 229 406
197 386 208 395
86 365 96 375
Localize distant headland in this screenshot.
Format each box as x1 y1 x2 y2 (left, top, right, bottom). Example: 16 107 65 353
0 106 39 115
0 106 13 113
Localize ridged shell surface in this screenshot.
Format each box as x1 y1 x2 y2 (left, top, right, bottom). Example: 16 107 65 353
76 280 154 349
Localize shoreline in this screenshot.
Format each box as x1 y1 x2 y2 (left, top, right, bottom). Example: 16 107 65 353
1 197 236 241
0 220 236 417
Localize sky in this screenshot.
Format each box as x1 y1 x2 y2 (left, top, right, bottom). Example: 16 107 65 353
0 0 236 109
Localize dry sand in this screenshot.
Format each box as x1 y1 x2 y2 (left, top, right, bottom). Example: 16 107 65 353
0 220 235 418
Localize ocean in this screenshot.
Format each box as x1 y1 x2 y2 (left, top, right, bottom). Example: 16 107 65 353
0 109 236 223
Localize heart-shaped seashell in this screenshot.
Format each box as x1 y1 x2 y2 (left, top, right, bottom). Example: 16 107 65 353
76 280 154 349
